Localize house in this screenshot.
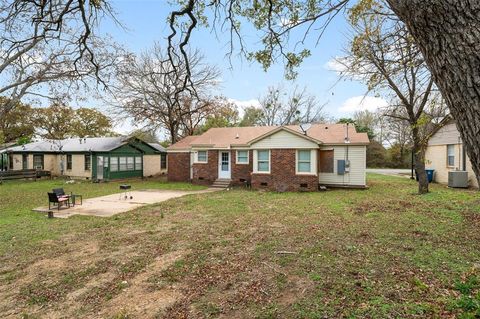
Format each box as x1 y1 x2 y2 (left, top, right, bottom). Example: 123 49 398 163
0 137 167 180
167 123 369 191
425 119 478 188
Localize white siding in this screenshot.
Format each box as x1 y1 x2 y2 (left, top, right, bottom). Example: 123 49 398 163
428 122 461 146
250 130 318 149
318 145 366 186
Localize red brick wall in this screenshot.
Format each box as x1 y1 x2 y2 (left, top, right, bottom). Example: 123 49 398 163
167 152 191 182
251 149 318 191
192 151 218 185
231 150 253 186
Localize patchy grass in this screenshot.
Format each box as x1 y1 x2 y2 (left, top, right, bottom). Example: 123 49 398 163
0 174 479 318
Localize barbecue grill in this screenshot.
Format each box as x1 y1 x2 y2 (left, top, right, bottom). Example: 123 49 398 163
119 184 132 200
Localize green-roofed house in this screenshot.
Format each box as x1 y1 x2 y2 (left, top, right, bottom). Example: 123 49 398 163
0 137 167 180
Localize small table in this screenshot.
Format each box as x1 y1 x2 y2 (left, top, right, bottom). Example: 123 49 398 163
70 194 83 206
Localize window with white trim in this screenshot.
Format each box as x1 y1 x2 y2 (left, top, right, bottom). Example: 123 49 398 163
297 150 312 173
447 144 455 167
196 151 208 163
236 150 248 164
257 150 270 172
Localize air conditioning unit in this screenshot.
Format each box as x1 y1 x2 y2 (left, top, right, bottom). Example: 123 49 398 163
448 171 468 188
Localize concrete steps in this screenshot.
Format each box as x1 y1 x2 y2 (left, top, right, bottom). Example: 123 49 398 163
211 179 232 189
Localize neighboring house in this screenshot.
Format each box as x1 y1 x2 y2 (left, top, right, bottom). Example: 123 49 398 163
425 119 478 188
0 137 167 180
167 124 369 191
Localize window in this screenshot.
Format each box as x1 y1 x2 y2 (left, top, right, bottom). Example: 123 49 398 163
447 144 455 167
84 154 91 170
119 157 127 171
135 156 142 170
297 150 312 173
197 151 207 163
33 154 44 170
8 154 13 170
161 154 167 169
110 157 118 172
127 157 134 170
22 154 28 170
66 154 72 170
257 150 270 173
319 150 334 173
236 150 249 164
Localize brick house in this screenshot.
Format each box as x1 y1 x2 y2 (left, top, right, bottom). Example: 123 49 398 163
167 124 369 191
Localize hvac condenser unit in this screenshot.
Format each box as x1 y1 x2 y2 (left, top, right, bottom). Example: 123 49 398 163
448 171 468 188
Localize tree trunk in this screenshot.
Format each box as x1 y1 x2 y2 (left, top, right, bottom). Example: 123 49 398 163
412 127 429 194
387 0 480 187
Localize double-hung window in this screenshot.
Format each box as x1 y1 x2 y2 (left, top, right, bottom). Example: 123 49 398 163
236 150 249 164
126 157 134 170
135 156 142 170
447 144 455 167
297 150 312 173
84 154 91 170
110 157 118 172
161 154 167 169
66 154 72 170
197 151 207 163
119 157 127 171
33 154 43 170
257 150 270 173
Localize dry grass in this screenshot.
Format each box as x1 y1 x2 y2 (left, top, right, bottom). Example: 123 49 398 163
1 174 479 318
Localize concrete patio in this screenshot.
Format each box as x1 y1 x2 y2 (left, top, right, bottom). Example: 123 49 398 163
33 188 219 218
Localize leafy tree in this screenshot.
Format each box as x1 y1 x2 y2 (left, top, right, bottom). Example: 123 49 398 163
196 98 239 133
0 97 35 143
33 103 75 139
337 118 375 141
367 140 387 168
129 129 159 143
71 108 113 138
239 106 264 127
34 103 113 139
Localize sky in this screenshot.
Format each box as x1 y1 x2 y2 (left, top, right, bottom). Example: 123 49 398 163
94 0 387 136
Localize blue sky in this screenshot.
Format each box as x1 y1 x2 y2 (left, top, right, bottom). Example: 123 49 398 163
98 0 387 133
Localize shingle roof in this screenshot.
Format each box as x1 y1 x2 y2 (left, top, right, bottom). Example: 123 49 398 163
5 137 129 153
147 143 167 152
168 123 369 150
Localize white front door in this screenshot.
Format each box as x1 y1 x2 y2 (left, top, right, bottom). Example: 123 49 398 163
218 151 231 179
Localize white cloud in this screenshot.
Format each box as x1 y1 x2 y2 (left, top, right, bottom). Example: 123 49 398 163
339 96 388 113
324 58 347 73
228 98 261 109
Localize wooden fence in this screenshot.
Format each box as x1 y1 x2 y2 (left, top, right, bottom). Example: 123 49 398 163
0 169 51 183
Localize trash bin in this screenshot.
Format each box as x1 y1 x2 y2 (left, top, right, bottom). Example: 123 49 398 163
426 169 435 183
415 169 435 183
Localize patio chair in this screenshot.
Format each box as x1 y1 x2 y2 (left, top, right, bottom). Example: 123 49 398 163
52 188 82 206
48 192 70 211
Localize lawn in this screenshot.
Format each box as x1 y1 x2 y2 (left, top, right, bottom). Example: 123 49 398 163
0 174 479 318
